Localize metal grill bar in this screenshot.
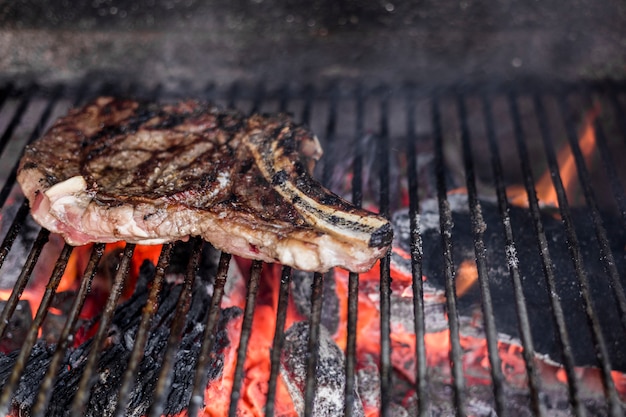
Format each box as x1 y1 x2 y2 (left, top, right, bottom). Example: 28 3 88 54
188 251 231 417
265 265 292 417
30 242 105 417
0 200 29 268
147 237 204 417
481 93 544 416
0 85 61 210
507 93 585 417
0 85 33 157
70 243 136 416
0 80 624 417
605 83 626 148
0 84 13 116
113 243 173 417
406 85 429 417
344 83 363 417
0 228 49 338
533 94 623 417
228 260 263 416
302 271 325 416
432 95 468 416
265 84 314 417
456 94 506 415
587 92 626 229
377 91 393 417
320 83 337 190
0 243 73 416
557 92 626 343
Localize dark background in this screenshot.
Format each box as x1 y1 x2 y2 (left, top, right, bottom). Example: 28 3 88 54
1 0 625 89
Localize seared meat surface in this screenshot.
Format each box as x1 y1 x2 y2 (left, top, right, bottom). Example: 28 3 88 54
17 97 392 272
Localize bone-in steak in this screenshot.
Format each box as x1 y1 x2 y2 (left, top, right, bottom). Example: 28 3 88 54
17 97 392 272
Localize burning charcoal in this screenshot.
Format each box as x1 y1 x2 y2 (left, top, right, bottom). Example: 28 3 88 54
280 321 364 417
0 255 243 416
356 355 410 417
392 194 626 371
0 300 32 353
290 270 340 335
40 290 81 344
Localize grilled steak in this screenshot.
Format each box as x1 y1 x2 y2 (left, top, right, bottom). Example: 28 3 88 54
17 97 392 272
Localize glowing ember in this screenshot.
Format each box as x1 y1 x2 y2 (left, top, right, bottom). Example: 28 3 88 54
204 259 300 416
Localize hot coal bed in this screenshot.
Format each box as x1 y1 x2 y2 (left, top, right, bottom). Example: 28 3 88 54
0 79 625 417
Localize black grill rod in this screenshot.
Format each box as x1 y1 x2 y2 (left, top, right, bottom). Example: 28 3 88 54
0 84 62 209
0 83 34 158
112 243 173 417
0 82 14 112
605 83 626 148
0 228 49 338
227 82 240 110
0 83 70 267
147 238 204 417
456 94 507 416
584 93 626 230
264 265 292 417
302 84 333 417
481 94 544 416
228 260 263 416
0 242 73 416
70 243 137 417
377 89 393 417
227 87 266 414
266 84 315 417
0 81 61 326
321 81 339 189
30 243 105 417
405 85 429 416
299 84 314 127
0 200 29 269
432 94 468 416
187 251 231 417
344 81 362 417
278 84 290 113
507 93 586 417
302 271 325 417
250 82 266 114
533 95 623 417
558 93 626 337
5 84 108 416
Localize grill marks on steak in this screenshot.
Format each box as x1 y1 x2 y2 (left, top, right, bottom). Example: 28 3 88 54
17 97 392 272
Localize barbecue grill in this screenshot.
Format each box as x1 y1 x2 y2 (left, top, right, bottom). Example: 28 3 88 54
0 78 625 417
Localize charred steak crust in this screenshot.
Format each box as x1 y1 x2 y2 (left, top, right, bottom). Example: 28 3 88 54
17 97 392 272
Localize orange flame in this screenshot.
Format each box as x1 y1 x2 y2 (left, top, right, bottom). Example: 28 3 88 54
507 105 600 208
455 260 478 298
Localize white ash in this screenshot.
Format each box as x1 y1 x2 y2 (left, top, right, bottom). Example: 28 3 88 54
280 321 364 417
505 243 520 269
392 194 470 244
356 355 380 412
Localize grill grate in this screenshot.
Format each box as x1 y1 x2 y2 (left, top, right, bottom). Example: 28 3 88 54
0 79 625 416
